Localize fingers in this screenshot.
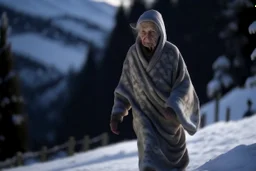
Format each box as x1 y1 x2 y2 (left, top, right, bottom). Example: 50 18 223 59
163 107 176 120
110 121 120 135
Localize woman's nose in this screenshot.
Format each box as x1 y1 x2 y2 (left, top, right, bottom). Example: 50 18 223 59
145 35 151 40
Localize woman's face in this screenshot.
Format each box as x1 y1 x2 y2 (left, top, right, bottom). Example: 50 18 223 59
138 21 159 51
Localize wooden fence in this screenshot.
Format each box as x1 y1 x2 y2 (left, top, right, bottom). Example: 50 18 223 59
0 132 109 169
200 92 234 128
200 106 231 128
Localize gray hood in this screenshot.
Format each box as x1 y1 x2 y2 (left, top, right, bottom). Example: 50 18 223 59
131 9 167 72
132 9 167 43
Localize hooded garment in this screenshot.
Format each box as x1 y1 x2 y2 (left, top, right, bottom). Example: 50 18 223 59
111 10 200 171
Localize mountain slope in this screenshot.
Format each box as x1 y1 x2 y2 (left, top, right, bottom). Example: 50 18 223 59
0 0 119 148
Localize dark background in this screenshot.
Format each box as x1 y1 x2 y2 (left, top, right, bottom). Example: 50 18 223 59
0 0 255 161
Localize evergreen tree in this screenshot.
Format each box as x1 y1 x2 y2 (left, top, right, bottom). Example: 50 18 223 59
128 0 147 25
207 55 234 99
97 4 135 142
0 13 28 160
219 0 255 87
59 43 98 141
151 0 177 42
248 19 256 75
152 0 225 103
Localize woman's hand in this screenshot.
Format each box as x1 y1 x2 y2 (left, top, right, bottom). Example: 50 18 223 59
163 107 177 120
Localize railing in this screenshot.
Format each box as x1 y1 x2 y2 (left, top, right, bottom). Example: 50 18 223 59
200 107 231 128
0 132 109 169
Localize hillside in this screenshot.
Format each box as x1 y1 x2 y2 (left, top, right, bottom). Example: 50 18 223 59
3 114 256 171
0 0 118 148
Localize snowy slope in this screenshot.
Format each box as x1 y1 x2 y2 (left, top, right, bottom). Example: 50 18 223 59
9 33 88 74
3 115 256 171
0 0 116 31
0 0 118 74
201 86 256 125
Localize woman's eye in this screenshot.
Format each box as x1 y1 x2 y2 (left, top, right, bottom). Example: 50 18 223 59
150 31 155 36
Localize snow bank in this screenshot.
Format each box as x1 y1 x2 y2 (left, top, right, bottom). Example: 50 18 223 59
9 33 88 74
196 143 256 171
3 114 256 171
207 79 221 98
201 86 256 125
245 75 256 88
186 115 256 170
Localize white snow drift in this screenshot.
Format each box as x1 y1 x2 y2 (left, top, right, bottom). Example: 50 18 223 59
3 114 256 171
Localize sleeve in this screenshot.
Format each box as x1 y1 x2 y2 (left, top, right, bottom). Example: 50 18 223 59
111 50 132 122
165 50 201 135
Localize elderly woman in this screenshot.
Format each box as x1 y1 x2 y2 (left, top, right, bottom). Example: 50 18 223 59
110 10 200 171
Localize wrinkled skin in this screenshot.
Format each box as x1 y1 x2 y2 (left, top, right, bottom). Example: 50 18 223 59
138 21 160 51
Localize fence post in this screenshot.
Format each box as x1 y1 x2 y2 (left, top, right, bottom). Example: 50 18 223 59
200 113 206 128
83 135 90 151
68 136 76 156
214 93 221 122
101 132 109 146
40 146 47 162
16 152 23 166
226 107 230 122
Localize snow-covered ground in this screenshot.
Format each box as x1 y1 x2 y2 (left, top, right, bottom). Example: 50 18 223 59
1 84 256 171
9 33 88 74
3 115 256 171
201 86 256 125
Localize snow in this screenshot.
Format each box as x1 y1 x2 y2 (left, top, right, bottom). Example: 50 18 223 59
212 55 230 71
52 19 106 48
251 48 256 61
0 0 116 31
207 79 221 98
2 114 256 171
248 20 256 34
245 75 256 88
201 86 256 125
9 33 88 74
93 0 132 7
220 73 233 88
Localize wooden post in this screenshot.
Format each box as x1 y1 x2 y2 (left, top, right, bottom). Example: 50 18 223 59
40 146 47 162
101 132 109 146
214 93 221 122
200 114 206 128
226 107 230 122
83 135 90 151
16 152 23 166
68 136 76 156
